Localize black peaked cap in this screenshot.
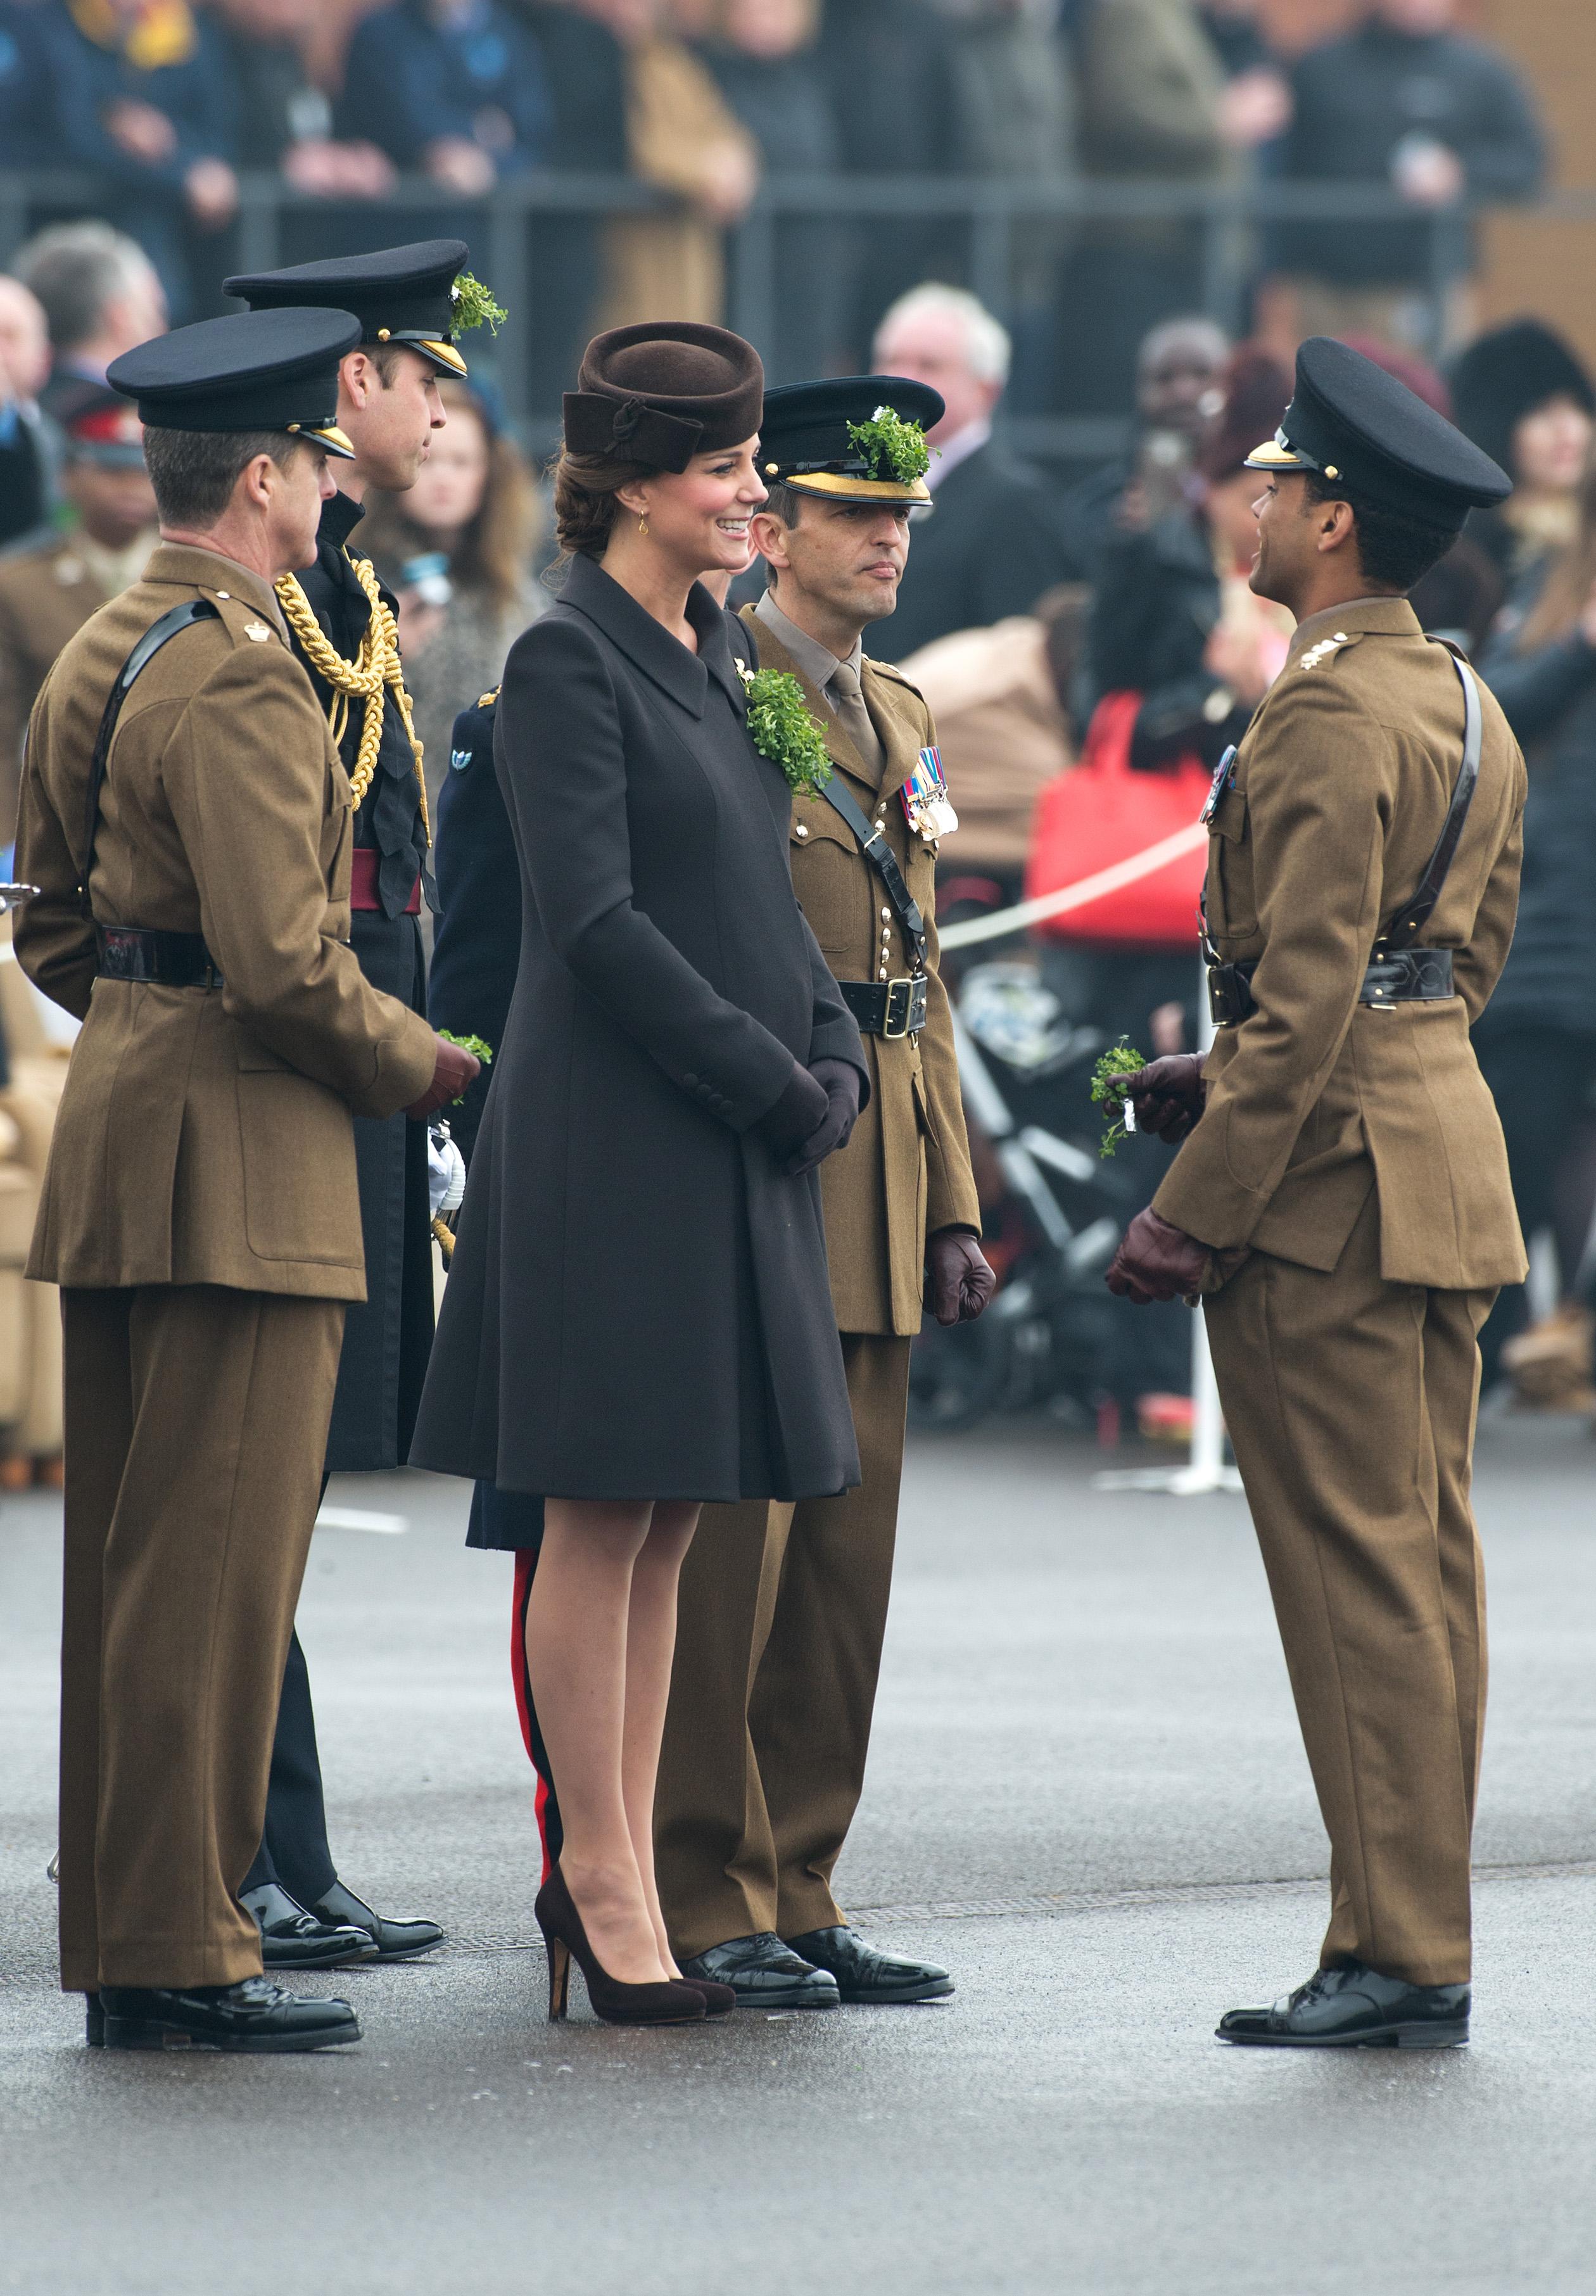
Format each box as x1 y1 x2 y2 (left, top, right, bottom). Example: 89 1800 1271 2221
1246 336 1512 527
564 322 763 471
759 375 944 504
107 308 361 457
224 239 470 375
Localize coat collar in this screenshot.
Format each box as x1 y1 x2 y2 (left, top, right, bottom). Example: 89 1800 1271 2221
560 552 747 721
1286 593 1421 667
318 490 366 551
142 542 289 637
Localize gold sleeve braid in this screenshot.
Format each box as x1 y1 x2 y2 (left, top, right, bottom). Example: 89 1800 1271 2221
274 551 431 844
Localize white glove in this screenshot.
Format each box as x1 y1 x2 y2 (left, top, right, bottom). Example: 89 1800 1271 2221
428 1123 467 1219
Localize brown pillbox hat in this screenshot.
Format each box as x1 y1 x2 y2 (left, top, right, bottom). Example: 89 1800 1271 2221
563 322 764 471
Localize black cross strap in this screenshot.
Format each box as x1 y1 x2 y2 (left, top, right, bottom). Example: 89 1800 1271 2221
813 770 928 975
78 598 220 915
1379 644 1483 951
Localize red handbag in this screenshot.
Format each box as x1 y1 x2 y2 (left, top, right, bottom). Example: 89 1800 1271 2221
1023 691 1210 949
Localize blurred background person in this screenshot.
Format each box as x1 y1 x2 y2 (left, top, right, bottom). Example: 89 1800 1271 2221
1449 319 1595 590
818 0 963 370
1058 312 1229 576
585 0 759 331
212 0 397 203
514 0 630 406
1058 0 1229 417
0 384 156 846
0 0 59 168
0 276 58 550
1082 340 1290 761
335 0 553 197
360 377 543 819
1472 447 1596 1404
32 0 241 318
699 0 847 387
899 582 1089 913
927 0 1078 414
870 284 1076 661
13 222 167 415
1198 0 1290 158
1263 0 1545 354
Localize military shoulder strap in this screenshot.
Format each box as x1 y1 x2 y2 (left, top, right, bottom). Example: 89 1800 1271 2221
814 771 928 975
1379 645 1482 953
79 598 220 915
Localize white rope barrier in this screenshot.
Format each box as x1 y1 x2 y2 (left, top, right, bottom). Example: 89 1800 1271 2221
937 821 1210 951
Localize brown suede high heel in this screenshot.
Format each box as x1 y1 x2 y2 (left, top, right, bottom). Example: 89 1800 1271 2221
673 1976 737 2017
535 1868 705 2026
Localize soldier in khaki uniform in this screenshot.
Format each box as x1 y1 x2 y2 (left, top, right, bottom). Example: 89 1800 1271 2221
0 385 156 844
656 379 995 2008
16 308 474 2054
1108 339 1526 2049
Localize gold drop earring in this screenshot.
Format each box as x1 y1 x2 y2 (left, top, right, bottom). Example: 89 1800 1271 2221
638 513 649 536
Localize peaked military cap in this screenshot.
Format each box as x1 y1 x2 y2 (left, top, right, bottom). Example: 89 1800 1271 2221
224 239 473 377
108 308 361 458
563 323 763 471
53 380 146 469
1246 336 1511 529
758 376 945 505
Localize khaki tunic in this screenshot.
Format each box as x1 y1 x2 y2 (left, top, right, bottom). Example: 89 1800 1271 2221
16 543 438 1300
752 612 981 1331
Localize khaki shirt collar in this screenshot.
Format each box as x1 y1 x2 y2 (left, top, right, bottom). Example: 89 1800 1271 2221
1287 593 1421 668
753 588 864 701
142 542 291 642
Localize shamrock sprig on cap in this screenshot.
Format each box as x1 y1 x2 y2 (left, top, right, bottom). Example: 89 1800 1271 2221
847 405 932 487
450 274 507 336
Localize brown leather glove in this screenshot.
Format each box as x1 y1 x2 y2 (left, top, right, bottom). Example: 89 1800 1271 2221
1123 1054 1207 1145
1105 1207 1209 1305
403 1033 481 1121
787 1057 863 1177
926 1227 997 1326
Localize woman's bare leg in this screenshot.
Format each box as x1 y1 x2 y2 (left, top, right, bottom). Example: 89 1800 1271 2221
623 1501 701 1974
525 1498 669 1984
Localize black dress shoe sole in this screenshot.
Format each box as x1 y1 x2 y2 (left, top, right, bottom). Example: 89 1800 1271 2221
260 1939 381 1970
834 1975 956 2004
1217 2020 1469 2049
364 1935 444 1963
723 1981 840 2010
101 2014 362 2053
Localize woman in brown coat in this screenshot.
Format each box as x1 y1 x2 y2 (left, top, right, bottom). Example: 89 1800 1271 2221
410 326 865 2025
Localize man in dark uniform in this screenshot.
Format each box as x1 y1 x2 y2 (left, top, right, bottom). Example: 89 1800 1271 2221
1108 340 1526 2048
219 241 498 1966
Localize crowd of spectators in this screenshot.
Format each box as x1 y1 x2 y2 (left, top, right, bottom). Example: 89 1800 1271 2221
0 0 1550 400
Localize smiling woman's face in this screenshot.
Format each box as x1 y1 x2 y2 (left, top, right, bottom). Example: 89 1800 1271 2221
619 436 766 580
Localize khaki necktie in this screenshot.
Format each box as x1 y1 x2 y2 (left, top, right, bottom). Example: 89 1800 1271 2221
826 656 885 781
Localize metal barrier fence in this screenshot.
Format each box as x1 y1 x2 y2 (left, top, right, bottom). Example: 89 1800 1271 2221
3 168 1592 461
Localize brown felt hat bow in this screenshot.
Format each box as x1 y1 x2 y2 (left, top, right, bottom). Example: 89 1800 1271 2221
563 322 764 471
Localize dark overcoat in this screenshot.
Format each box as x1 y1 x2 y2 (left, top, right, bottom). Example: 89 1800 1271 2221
409 554 865 1503
429 689 516 1162
288 490 434 1473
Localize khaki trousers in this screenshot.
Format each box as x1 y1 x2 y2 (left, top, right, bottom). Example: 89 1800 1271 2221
656 1332 912 1960
58 1285 345 1992
1204 1191 1493 1987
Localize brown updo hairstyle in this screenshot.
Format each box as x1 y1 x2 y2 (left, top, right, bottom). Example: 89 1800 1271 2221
550 447 665 562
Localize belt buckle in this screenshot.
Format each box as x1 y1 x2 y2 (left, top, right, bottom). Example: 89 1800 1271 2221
882 976 917 1037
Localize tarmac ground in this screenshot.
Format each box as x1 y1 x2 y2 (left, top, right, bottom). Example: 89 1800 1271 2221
3 1414 1595 2294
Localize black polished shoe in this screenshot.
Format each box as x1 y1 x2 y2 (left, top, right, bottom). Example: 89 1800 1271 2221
85 1993 103 2048
310 1879 444 1962
1217 1960 1470 2048
678 1932 840 2009
783 1925 954 2004
243 1881 379 1970
99 1976 360 2053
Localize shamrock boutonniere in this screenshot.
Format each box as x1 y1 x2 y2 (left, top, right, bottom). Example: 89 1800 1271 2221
738 664 833 798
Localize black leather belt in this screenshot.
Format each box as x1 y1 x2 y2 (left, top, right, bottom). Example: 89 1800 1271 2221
1207 945 1453 1027
839 975 927 1037
96 925 224 989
